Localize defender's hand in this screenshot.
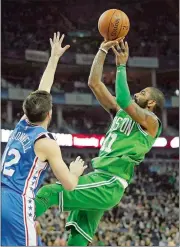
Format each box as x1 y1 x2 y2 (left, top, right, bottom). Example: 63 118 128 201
69 156 87 177
112 40 129 66
50 32 70 59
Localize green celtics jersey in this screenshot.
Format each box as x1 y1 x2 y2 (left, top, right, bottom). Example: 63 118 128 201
92 109 162 183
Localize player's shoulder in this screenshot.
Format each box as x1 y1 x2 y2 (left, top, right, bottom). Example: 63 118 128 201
35 132 56 141
143 111 162 137
150 112 162 133
34 133 60 162
150 111 160 121
35 137 56 148
34 133 59 160
146 111 161 126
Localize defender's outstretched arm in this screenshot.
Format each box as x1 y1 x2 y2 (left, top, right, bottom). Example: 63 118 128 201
21 32 70 121
38 32 70 93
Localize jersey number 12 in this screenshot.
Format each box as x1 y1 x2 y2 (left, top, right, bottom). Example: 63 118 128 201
1 147 21 177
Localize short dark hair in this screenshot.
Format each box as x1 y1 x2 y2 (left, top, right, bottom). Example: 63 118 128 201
23 90 52 122
149 87 165 114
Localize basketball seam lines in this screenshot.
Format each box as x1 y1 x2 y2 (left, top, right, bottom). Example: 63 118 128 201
107 9 117 41
117 12 124 40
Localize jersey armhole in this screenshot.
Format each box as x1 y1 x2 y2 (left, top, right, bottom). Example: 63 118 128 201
34 133 56 162
34 132 56 144
156 119 162 138
109 108 119 119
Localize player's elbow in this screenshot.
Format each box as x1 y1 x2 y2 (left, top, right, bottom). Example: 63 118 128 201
63 182 76 191
56 176 76 191
61 177 77 191
88 77 97 88
88 80 93 88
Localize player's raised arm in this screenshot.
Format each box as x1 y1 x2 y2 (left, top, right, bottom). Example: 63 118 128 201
88 40 120 113
20 32 70 121
112 40 159 137
34 138 87 190
38 32 70 92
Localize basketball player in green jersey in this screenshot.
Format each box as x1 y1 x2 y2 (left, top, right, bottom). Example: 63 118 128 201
35 39 165 246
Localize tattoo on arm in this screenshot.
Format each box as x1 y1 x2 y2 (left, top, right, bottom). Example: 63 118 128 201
134 104 151 121
88 51 120 113
132 103 158 128
89 51 106 82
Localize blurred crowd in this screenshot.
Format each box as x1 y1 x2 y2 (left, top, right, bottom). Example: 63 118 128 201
2 75 93 94
1 72 179 98
1 98 179 136
2 0 178 57
37 159 179 246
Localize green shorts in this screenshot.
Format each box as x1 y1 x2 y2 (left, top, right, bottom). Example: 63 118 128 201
56 171 125 242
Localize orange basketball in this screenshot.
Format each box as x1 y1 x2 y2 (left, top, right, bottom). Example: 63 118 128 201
98 9 130 41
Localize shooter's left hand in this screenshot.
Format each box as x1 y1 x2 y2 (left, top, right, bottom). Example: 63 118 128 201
112 39 129 66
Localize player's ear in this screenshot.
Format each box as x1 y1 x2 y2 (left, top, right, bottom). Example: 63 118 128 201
147 100 156 109
47 110 52 119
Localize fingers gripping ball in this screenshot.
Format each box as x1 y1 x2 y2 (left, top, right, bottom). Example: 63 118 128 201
98 9 130 41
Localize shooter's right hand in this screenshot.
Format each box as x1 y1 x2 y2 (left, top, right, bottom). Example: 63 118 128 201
100 39 119 53
69 156 87 177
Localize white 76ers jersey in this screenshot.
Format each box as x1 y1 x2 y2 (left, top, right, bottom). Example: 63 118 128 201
1 119 53 198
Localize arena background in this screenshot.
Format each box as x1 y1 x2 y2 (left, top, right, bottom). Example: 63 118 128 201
1 0 179 246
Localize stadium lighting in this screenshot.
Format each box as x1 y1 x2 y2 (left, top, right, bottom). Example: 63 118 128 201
1 129 179 149
152 137 167 147
170 137 179 148
175 89 179 96
1 129 13 143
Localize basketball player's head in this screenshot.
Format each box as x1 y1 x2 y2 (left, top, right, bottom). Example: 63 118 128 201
23 90 52 127
134 87 165 115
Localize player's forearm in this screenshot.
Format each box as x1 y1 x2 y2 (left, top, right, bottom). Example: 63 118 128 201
115 65 132 109
88 50 106 87
68 173 79 190
38 56 59 93
53 165 79 191
59 174 78 191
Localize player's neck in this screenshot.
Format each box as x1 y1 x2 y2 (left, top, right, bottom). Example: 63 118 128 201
39 122 48 130
145 106 153 112
29 120 48 130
